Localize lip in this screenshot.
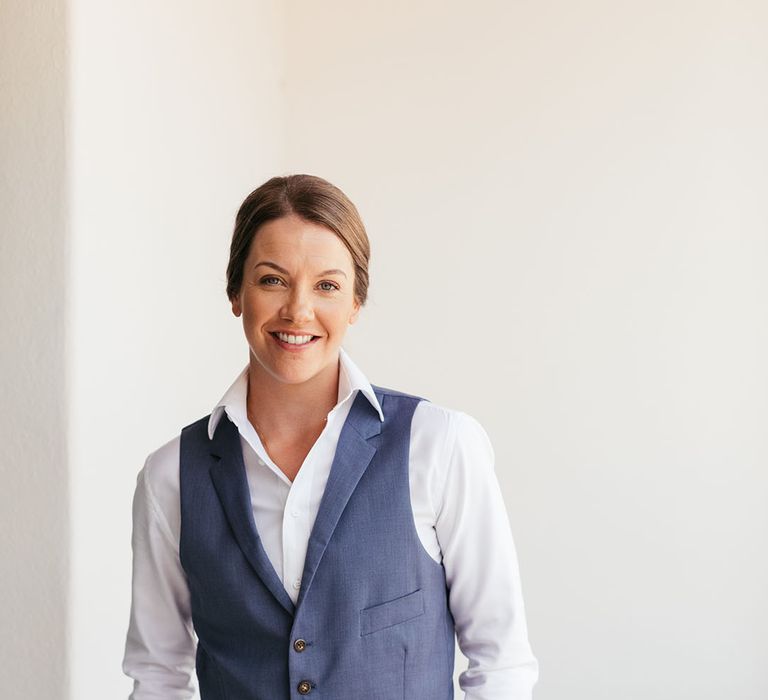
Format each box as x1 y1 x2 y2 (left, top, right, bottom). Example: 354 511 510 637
270 329 321 337
270 330 321 352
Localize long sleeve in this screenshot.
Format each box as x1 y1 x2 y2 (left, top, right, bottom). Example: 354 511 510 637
434 412 539 699
123 453 198 699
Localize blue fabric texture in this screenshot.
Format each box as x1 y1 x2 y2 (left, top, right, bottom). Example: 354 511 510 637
179 386 456 700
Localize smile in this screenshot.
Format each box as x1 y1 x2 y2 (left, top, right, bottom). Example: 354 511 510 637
270 331 321 349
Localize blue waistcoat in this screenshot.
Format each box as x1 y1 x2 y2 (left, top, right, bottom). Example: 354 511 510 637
179 386 456 700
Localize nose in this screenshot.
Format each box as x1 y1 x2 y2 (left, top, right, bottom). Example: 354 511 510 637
280 283 315 324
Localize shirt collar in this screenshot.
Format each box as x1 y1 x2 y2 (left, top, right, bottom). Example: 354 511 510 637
206 346 384 440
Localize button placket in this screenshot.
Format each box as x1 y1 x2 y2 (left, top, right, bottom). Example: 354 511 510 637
283 475 311 601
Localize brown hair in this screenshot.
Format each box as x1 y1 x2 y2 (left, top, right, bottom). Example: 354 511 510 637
226 174 370 306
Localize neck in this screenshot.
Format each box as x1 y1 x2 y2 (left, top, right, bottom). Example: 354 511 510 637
245 354 340 436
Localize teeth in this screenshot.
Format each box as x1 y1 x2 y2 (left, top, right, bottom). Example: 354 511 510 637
275 332 315 345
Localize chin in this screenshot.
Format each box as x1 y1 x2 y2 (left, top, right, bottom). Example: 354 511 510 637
270 360 323 381
250 344 337 382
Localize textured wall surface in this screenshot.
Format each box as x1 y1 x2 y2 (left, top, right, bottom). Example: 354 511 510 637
0 1 70 698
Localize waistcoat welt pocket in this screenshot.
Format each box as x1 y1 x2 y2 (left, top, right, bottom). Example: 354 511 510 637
360 588 424 636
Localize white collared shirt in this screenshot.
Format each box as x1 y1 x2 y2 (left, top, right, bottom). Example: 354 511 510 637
123 347 538 699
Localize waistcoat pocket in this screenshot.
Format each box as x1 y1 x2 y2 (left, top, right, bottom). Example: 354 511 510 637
360 588 425 636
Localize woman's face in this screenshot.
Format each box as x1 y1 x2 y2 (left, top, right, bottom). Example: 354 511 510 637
231 214 361 387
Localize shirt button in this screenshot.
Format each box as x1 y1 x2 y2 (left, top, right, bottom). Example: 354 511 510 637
292 579 301 590
291 509 300 517
297 680 312 694
293 638 307 652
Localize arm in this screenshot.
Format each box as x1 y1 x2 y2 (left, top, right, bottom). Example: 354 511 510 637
123 453 198 699
435 412 539 699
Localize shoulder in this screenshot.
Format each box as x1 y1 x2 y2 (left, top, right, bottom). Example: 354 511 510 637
141 413 211 485
373 383 494 464
134 431 183 541
414 400 493 457
374 382 490 438
134 414 215 538
404 398 497 524
141 432 182 493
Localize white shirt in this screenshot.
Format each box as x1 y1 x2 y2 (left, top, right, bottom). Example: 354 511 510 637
123 347 538 699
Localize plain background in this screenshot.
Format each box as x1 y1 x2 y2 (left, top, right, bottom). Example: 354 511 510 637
2 1 767 698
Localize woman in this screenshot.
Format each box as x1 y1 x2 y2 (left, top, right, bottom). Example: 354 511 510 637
123 174 538 699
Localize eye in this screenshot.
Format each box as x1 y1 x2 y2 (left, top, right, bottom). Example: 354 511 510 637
318 281 340 292
259 276 283 286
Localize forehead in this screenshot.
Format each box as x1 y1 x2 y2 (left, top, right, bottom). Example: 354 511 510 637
248 215 352 268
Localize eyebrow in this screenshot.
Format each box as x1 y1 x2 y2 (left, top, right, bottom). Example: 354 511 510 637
253 261 348 277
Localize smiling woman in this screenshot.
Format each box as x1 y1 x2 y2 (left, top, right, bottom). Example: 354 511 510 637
231 214 361 394
122 174 539 700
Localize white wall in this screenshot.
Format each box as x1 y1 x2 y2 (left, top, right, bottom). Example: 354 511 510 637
68 1 284 697
0 1 69 697
3 1 766 698
282 1 768 698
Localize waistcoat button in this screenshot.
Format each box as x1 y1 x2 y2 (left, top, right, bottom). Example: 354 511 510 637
293 638 307 652
297 680 312 694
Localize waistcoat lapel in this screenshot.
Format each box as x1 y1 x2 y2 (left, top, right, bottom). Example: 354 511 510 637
208 414 296 615
296 389 383 610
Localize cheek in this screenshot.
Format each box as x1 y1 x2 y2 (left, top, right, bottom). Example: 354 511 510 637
241 296 275 323
326 306 356 331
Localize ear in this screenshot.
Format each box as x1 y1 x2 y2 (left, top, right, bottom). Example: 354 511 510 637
348 299 361 325
231 296 242 317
